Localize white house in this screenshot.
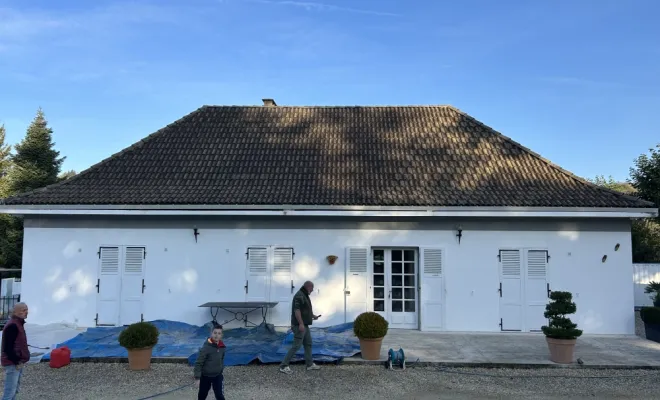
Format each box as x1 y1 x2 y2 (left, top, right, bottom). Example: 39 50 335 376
1 100 656 335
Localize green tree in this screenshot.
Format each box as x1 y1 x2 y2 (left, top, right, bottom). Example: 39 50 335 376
630 145 660 210
58 169 76 182
1 109 65 270
6 108 65 195
0 124 12 197
587 175 635 194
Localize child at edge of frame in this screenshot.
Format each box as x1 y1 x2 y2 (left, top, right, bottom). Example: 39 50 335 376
194 323 226 400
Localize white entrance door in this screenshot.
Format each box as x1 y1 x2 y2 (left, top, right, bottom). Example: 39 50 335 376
97 247 121 326
372 249 418 329
97 246 146 327
499 249 549 332
120 247 146 326
345 247 369 323
246 247 269 302
420 247 444 331
269 247 294 326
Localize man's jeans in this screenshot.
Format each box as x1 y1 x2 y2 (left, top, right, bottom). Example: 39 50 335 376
3 365 23 400
280 325 313 367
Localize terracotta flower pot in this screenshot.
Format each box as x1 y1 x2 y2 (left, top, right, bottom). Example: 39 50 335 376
127 347 154 370
358 337 384 360
546 337 576 364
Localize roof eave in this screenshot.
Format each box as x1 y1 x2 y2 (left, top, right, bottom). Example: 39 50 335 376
1 204 656 218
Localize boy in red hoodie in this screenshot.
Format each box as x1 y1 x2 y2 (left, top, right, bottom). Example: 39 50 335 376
194 324 226 400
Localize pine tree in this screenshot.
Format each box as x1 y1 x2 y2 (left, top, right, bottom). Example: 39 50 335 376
0 124 11 197
6 108 65 195
0 124 15 268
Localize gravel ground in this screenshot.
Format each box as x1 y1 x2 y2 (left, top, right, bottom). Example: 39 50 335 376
0 311 650 399
3 363 660 400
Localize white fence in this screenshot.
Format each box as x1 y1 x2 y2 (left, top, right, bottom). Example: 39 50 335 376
633 264 660 308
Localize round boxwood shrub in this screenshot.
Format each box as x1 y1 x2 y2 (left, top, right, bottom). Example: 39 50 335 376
118 322 159 350
353 312 388 339
640 307 660 325
541 291 583 340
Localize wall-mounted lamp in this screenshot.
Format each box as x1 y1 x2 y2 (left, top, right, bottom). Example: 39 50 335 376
456 225 463 244
193 227 200 243
614 243 620 251
602 254 607 263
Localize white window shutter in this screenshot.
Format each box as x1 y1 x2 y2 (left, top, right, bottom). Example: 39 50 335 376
124 247 145 274
273 247 293 273
347 247 368 273
526 250 547 278
422 248 443 276
100 247 120 274
248 247 268 275
500 250 521 277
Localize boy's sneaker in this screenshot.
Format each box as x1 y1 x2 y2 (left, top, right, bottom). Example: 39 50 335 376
279 366 293 374
306 363 320 371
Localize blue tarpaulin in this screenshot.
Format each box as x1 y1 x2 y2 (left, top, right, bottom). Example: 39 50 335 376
42 320 361 366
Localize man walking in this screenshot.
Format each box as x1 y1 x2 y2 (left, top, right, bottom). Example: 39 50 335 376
2 302 30 400
279 281 321 374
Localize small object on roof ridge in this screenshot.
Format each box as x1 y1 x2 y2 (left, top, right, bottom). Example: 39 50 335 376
262 98 277 107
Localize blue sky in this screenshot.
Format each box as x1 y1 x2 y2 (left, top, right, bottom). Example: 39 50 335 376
1 0 658 181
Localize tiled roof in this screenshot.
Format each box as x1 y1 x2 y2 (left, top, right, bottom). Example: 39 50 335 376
2 104 653 208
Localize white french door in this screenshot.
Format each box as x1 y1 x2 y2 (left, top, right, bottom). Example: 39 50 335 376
372 248 418 329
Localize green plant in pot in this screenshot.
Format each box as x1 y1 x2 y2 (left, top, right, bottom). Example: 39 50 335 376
118 321 159 370
639 306 660 343
541 291 583 364
644 281 660 307
353 312 389 360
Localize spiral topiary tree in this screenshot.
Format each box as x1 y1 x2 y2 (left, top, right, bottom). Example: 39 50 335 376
541 291 583 340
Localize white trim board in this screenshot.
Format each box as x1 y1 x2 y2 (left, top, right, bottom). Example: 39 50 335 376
0 205 656 218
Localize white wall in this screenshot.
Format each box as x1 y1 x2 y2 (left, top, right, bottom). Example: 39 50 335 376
21 216 634 334
633 264 660 308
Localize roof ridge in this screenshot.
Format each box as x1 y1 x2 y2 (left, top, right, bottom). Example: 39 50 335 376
449 106 654 207
1 106 208 204
203 104 455 108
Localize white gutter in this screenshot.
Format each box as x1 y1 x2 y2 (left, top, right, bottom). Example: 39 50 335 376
0 205 656 218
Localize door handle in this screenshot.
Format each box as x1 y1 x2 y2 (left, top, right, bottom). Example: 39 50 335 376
96 279 100 293
388 290 392 299
291 280 294 294
498 282 502 297
547 283 551 298
244 280 248 294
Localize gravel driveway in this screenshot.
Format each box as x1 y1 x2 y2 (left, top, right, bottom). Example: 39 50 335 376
3 363 660 400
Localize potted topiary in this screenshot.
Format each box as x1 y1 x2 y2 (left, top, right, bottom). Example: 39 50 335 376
541 291 583 364
640 307 660 343
118 321 159 370
644 281 660 307
353 312 388 360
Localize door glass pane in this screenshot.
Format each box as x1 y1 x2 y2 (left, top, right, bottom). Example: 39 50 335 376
404 250 415 261
392 301 403 312
404 288 415 300
404 275 414 286
392 275 402 287
404 262 415 274
374 287 384 299
374 262 384 274
392 250 402 261
374 274 385 286
374 300 385 311
392 263 402 274
392 288 402 299
373 249 384 261
404 301 415 312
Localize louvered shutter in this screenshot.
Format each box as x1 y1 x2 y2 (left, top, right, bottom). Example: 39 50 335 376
499 250 522 331
420 247 444 331
345 247 368 322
